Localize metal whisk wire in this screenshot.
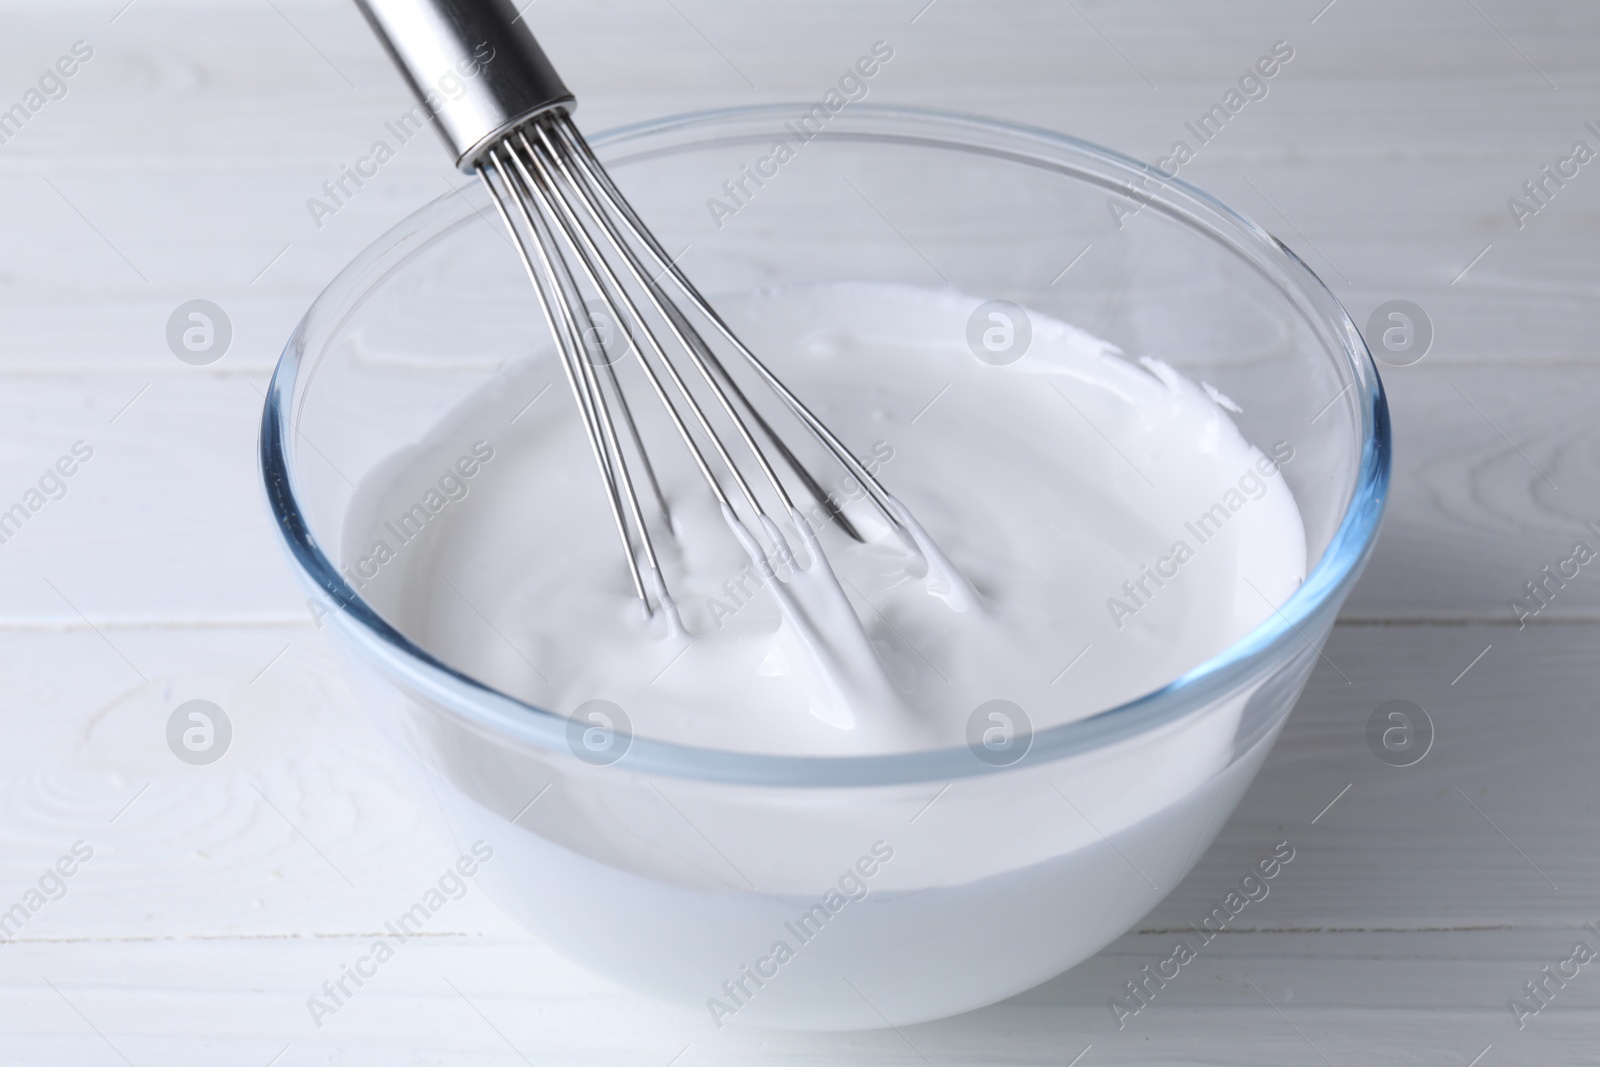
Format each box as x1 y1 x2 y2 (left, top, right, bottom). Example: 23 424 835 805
476 111 902 617
351 0 906 619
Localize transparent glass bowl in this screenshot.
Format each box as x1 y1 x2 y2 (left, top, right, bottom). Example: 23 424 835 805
261 105 1388 1030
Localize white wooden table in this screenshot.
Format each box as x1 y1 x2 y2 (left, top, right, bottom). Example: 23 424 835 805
2 1 1596 1062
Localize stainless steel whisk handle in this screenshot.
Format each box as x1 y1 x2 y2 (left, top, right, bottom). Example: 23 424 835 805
353 0 574 171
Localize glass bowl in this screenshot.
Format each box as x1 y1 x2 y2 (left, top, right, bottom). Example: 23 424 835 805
261 105 1389 1030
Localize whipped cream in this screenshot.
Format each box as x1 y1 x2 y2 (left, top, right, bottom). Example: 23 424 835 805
342 282 1306 757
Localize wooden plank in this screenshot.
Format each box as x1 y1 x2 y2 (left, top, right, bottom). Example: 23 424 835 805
1344 364 1600 622
0 931 1586 1063
2 5 1599 371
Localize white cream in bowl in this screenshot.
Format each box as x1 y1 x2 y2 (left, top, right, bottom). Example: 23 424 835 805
343 281 1305 757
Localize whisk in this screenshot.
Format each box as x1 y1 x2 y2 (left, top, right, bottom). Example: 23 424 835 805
354 0 916 628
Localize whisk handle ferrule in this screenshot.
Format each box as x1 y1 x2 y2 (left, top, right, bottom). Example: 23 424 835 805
353 0 575 171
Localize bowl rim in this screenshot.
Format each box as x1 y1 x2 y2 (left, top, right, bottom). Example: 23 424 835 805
260 102 1391 788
